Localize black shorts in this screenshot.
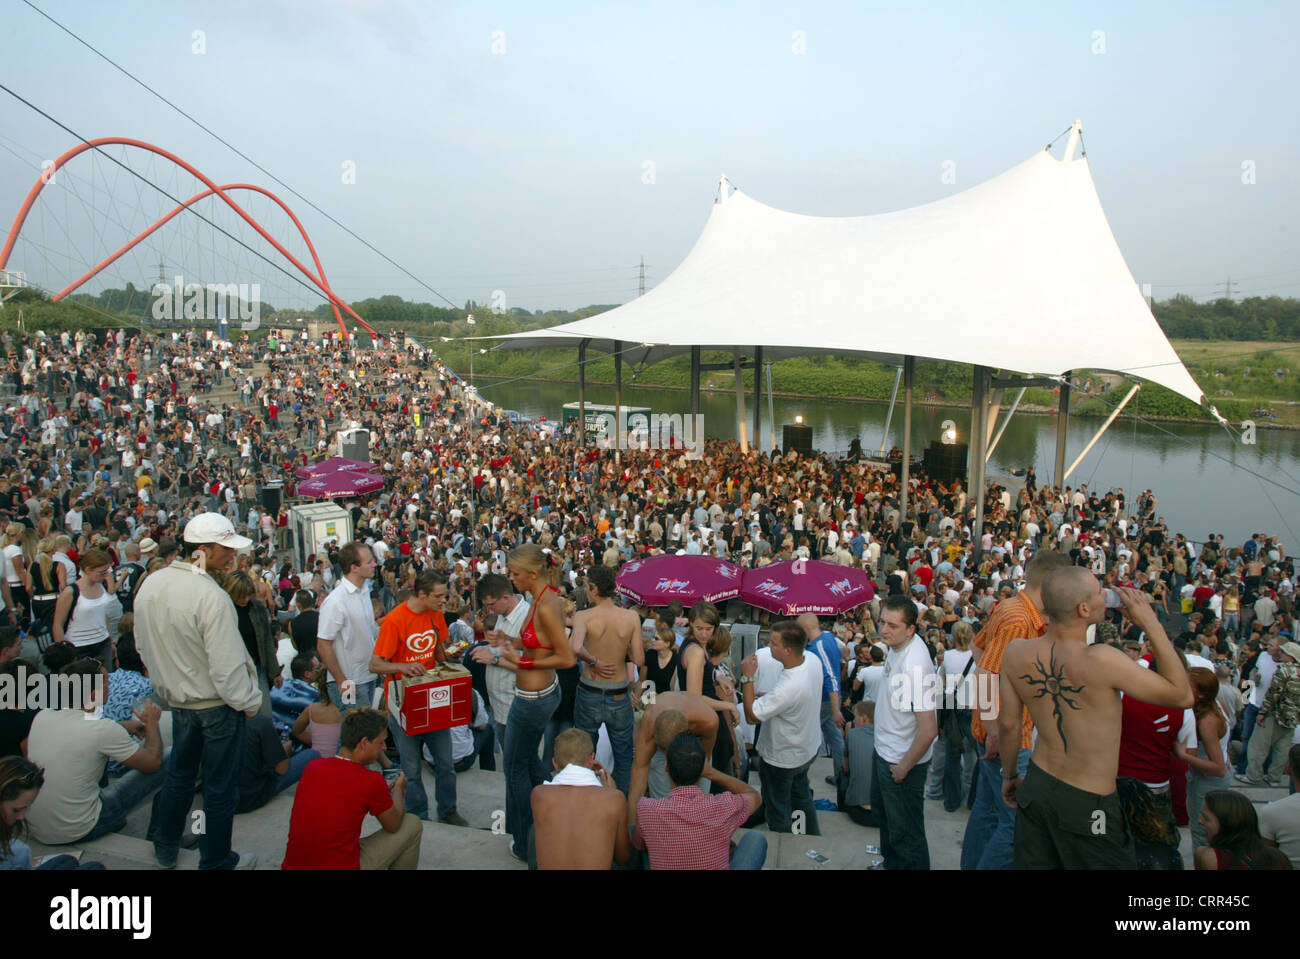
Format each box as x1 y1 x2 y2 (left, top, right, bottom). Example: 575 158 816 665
1014 761 1136 870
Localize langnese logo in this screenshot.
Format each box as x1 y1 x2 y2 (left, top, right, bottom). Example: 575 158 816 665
50 889 151 939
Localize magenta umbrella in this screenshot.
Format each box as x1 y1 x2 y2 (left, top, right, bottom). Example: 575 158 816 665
297 471 384 499
615 554 744 607
741 560 875 617
294 456 379 480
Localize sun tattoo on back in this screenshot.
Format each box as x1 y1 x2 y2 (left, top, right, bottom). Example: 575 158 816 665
1019 643 1085 750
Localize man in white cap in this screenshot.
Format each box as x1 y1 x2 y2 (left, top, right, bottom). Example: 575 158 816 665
135 512 260 870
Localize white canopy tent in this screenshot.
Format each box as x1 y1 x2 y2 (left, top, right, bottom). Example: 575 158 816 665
481 123 1212 550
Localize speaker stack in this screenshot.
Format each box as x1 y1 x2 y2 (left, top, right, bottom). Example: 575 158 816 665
922 441 969 484
782 423 814 458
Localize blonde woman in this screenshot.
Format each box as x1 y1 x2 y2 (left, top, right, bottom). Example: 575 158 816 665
50 535 75 592
938 620 979 812
495 543 573 863
28 538 61 633
1 524 27 627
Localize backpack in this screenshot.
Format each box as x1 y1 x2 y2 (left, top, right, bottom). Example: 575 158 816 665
29 582 80 652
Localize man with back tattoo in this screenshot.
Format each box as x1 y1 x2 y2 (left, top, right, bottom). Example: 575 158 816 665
999 568 1193 869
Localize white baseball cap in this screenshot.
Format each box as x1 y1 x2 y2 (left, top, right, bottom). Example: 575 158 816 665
184 513 252 549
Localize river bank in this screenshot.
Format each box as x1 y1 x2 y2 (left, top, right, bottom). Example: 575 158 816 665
473 374 1296 431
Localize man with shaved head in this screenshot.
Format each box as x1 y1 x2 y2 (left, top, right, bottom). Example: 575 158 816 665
962 547 1072 870
629 691 719 803
999 568 1193 869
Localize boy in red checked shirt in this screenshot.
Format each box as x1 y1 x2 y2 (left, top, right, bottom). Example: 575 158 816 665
368 569 469 827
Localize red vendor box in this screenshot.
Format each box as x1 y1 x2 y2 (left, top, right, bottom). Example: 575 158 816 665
391 664 473 735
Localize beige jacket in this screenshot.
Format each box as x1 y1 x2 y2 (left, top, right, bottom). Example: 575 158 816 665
135 560 262 714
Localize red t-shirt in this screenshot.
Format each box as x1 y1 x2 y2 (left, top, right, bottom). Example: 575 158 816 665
1117 696 1190 785
282 757 392 870
373 602 447 698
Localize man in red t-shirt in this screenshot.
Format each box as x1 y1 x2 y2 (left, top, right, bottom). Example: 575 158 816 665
369 570 468 826
282 708 422 870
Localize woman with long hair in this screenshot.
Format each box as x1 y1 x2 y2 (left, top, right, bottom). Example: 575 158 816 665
221 569 279 716
0 756 104 870
1 523 28 629
51 547 121 673
497 542 574 863
1194 790 1292 870
1176 667 1233 850
677 600 739 738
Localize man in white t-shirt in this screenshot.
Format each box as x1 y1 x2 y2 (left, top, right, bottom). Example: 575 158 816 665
872 594 938 870
317 542 380 712
471 574 530 748
740 620 823 835
1257 744 1300 868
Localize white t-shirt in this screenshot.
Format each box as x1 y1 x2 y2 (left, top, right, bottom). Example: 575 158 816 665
855 663 885 704
875 636 937 766
485 596 530 724
26 709 142 844
1257 793 1300 870
317 577 380 688
940 648 975 709
752 654 823 769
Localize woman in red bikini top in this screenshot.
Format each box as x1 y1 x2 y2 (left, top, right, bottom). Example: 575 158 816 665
502 543 574 693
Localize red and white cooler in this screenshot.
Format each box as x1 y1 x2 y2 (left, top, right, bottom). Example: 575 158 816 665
390 664 473 735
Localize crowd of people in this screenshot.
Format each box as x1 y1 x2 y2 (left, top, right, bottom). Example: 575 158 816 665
0 323 1297 872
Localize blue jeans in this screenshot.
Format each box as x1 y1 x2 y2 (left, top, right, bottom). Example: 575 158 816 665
1235 704 1260 774
388 715 457 820
504 686 560 856
454 725 497 772
147 705 246 870
83 759 168 841
327 679 376 714
758 754 820 835
941 711 980 812
729 831 767 870
276 748 320 793
541 714 573 773
820 700 844 784
961 748 1032 870
870 751 930 870
573 684 635 795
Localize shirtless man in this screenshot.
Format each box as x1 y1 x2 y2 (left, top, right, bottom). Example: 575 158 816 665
629 692 719 808
531 728 631 870
1000 568 1193 869
570 565 645 793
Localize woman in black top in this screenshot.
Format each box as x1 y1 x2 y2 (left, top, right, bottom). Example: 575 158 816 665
640 626 679 700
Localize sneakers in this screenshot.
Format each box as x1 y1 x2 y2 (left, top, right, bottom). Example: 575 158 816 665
824 776 837 786
234 852 258 870
1263 776 1280 787
154 849 177 870
440 810 470 828
1234 773 1264 786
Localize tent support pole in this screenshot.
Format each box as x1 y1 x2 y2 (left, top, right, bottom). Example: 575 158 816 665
971 366 989 563
734 348 749 453
986 387 1025 463
900 357 914 532
1064 383 1141 482
1054 373 1071 491
613 339 623 452
752 345 763 453
691 346 701 419
578 339 589 448
765 361 776 452
880 365 903 455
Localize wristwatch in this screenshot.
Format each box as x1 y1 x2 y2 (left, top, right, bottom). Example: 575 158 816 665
739 675 754 686
1002 768 1019 780
491 648 502 666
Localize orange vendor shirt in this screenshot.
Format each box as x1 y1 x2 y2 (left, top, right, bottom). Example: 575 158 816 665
373 602 448 699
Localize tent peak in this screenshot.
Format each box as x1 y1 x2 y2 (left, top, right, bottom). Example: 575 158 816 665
716 174 734 204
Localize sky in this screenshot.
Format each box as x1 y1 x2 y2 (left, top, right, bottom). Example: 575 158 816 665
1 0 1297 314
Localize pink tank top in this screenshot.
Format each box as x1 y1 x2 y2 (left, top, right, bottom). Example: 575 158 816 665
310 719 341 758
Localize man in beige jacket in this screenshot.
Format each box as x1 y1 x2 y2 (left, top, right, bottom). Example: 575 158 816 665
136 512 261 870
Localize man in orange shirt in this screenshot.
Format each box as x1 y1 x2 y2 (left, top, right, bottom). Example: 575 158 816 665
960 548 1071 869
369 570 468 827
